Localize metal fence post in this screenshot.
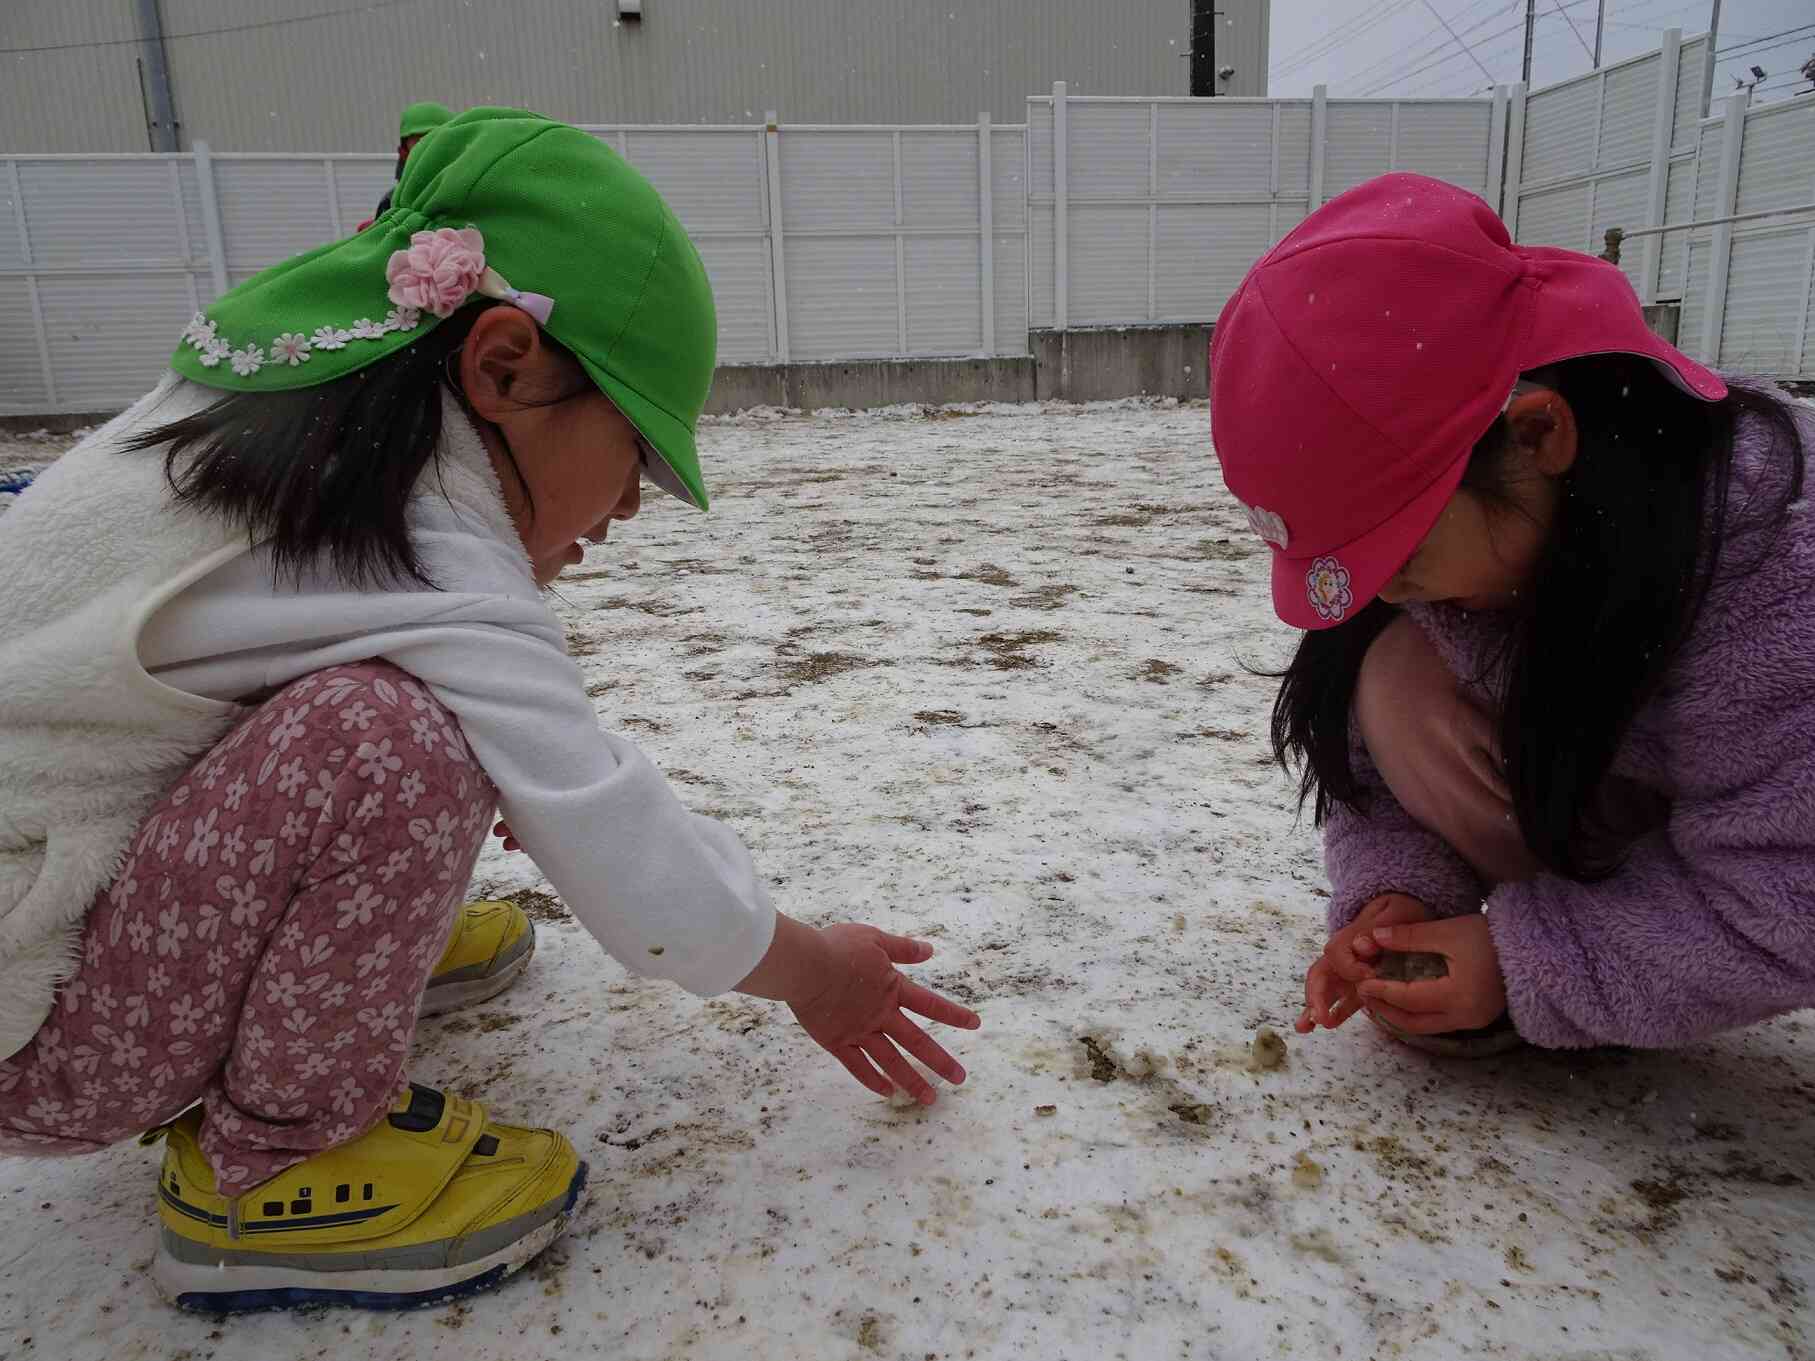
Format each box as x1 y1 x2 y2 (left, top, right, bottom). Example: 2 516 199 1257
1487 86 1509 216
7 158 56 407
1053 80 1069 331
322 158 342 239
192 140 230 298
892 130 907 355
1309 84 1328 211
978 112 995 355
1699 89 1749 366
1639 28 1682 304
761 113 790 364
1501 84 1528 236
1148 101 1159 320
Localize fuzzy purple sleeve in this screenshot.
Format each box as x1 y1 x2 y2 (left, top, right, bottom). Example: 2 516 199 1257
1323 729 1487 934
1491 420 1815 1049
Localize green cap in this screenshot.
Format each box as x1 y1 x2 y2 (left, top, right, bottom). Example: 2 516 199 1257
170 107 718 509
399 101 456 139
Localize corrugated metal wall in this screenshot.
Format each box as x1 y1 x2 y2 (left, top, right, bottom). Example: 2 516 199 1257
2 0 1271 154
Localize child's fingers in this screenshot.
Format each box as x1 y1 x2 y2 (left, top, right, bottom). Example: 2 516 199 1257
897 979 982 1030
1323 942 1377 983
1352 932 1382 961
1369 916 1470 955
833 1046 896 1099
1306 959 1353 1027
864 1037 938 1106
1326 991 1364 1029
1362 997 1454 1035
1355 977 1446 1014
876 931 937 966
1295 1006 1316 1035
884 1014 966 1087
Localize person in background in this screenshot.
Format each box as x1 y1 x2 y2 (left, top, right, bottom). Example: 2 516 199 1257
355 101 455 232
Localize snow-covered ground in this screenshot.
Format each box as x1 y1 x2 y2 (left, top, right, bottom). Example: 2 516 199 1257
4 399 1813 1361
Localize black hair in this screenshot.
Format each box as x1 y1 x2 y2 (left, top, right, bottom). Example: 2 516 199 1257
126 299 586 589
1269 355 1807 880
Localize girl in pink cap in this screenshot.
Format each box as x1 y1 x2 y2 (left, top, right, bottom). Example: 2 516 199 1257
1209 172 1815 1056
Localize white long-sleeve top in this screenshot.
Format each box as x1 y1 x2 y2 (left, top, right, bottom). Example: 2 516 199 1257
138 385 776 997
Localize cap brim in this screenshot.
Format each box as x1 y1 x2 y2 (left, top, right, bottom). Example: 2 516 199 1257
581 357 709 510
1518 246 1727 403
1269 451 1471 630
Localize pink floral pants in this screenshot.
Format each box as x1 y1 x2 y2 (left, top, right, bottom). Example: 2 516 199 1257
0 662 493 1194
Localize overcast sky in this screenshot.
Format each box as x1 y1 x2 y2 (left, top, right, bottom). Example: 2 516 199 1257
1268 0 1815 101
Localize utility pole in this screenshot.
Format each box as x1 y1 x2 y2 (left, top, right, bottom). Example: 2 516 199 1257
1703 0 1723 117
1190 1 1220 97
135 0 179 152
1593 0 1605 68
1522 0 1536 86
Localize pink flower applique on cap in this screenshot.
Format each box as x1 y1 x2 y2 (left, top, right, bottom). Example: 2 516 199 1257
385 227 488 318
1306 555 1354 622
384 226 556 324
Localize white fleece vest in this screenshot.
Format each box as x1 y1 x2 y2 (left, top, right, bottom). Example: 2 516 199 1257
0 378 249 1059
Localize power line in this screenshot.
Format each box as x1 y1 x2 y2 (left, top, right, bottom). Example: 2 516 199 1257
1716 23 1815 60
1548 0 1595 62
0 0 434 56
1331 0 1519 94
1352 0 1598 94
1419 0 1500 83
1271 0 1423 78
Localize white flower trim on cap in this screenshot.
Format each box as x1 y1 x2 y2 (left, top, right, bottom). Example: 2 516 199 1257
1244 503 1290 550
1306 555 1354 623
177 227 550 379
180 306 423 376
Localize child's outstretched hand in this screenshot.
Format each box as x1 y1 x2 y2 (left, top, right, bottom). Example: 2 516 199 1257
1354 915 1506 1033
739 915 982 1106
1297 892 1431 1034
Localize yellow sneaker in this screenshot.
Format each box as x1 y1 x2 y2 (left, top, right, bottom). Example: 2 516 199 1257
421 899 536 1018
147 1084 586 1312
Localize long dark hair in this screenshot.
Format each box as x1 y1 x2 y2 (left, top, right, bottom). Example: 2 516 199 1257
1270 355 1807 880
127 300 583 588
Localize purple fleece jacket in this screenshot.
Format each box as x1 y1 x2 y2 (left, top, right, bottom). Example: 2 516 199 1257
1324 393 1815 1049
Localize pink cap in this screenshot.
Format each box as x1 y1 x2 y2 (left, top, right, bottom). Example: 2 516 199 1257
1208 172 1725 631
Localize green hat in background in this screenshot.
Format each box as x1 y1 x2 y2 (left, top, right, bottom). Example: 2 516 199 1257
169 108 718 508
399 101 456 140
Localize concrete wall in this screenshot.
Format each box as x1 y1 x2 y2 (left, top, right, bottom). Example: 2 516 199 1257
704 323 1212 413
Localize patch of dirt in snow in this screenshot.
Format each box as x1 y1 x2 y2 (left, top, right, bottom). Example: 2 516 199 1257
6 399 1815 1361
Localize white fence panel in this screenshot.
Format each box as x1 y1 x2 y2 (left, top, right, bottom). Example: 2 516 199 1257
6 32 1808 417
1512 32 1713 301
1677 95 1815 378
1031 90 1492 332
1 118 1031 414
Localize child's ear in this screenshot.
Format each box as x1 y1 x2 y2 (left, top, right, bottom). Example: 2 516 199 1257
460 307 540 420
1506 388 1579 477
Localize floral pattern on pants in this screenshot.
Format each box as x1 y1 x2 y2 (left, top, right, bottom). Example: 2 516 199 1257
0 662 494 1194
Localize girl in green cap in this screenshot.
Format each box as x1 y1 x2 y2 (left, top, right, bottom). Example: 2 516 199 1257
0 108 979 1312
358 100 456 232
